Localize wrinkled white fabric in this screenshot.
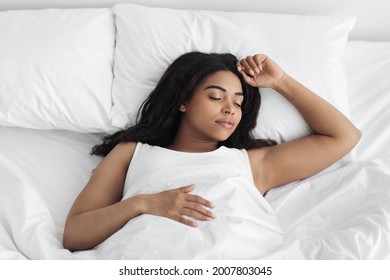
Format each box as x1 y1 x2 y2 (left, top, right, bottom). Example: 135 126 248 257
1 129 390 260
91 143 283 259
344 41 390 160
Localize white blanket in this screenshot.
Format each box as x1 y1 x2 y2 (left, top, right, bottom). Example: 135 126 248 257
1 152 389 259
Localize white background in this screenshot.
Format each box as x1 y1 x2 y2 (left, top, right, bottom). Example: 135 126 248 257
2 260 390 279
0 0 389 41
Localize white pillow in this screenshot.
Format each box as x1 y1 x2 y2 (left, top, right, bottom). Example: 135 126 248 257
0 8 115 132
111 4 355 143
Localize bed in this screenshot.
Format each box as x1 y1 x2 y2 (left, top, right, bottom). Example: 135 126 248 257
0 2 389 260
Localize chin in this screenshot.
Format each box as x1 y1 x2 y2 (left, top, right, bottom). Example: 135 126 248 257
206 127 236 143
213 133 233 143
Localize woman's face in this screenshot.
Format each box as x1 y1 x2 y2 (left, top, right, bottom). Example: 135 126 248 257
179 70 243 143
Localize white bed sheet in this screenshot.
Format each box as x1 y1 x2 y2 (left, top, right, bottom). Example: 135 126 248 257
0 127 103 259
1 41 390 260
345 41 390 161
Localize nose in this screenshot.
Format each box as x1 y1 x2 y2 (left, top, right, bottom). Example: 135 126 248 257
222 102 235 115
223 108 234 115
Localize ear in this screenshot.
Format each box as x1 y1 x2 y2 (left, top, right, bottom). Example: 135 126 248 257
179 104 186 112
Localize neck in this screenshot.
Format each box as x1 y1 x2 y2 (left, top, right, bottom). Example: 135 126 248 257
168 142 218 153
168 134 218 153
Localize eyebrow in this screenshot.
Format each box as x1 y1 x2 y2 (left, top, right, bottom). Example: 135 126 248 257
204 85 243 96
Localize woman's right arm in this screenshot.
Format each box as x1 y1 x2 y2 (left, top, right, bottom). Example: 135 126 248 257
63 142 140 251
63 142 215 252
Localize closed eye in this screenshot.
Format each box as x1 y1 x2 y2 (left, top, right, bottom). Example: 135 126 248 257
209 97 242 108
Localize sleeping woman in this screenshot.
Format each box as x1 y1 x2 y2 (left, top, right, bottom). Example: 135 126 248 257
63 52 361 256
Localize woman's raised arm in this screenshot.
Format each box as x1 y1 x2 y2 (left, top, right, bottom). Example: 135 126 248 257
238 54 361 195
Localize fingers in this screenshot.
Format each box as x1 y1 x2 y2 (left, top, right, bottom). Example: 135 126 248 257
170 184 216 227
237 67 257 87
177 215 199 227
174 203 216 228
237 54 267 77
183 202 216 220
180 184 195 193
187 193 215 209
178 184 215 209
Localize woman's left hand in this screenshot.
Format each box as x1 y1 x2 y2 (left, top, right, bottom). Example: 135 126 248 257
237 54 285 89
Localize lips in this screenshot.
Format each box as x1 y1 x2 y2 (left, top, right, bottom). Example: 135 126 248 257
215 119 235 129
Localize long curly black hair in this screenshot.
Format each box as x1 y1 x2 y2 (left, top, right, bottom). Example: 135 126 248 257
91 51 276 156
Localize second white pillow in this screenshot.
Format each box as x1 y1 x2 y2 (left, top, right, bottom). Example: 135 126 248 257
111 4 355 143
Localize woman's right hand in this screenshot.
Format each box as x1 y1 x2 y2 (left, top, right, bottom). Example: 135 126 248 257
138 184 216 227
237 54 285 89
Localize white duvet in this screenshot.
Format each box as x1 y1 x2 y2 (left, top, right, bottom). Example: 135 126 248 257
0 127 389 259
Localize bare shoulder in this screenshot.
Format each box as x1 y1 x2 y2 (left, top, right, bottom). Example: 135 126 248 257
86 141 139 196
107 141 138 165
67 141 139 218
117 141 137 153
